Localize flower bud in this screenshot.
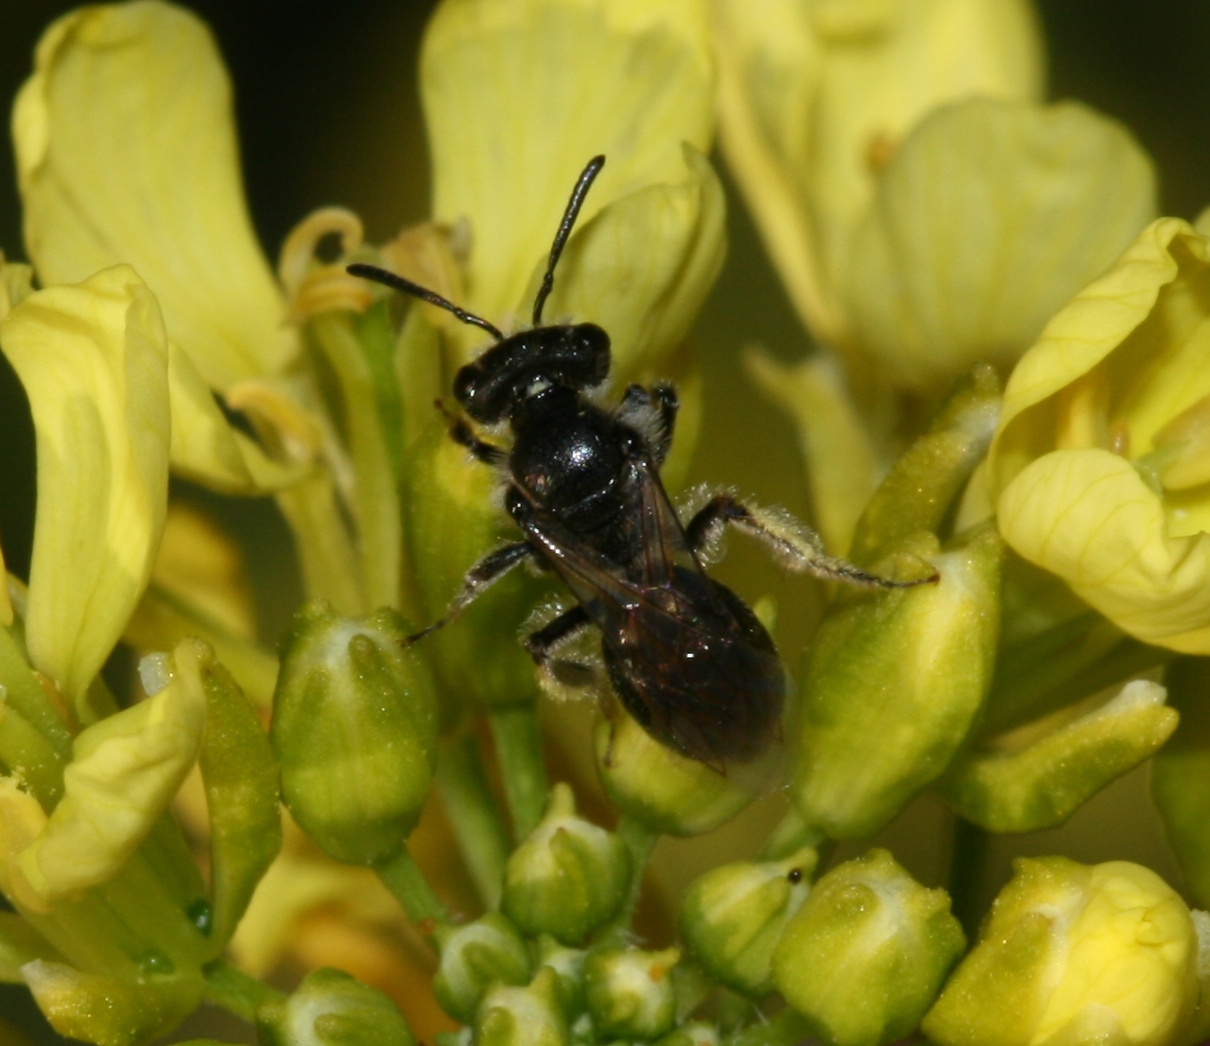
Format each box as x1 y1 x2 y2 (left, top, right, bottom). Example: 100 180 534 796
270 599 437 865
792 525 1002 838
535 935 586 1019
501 783 629 945
654 1022 719 1046
583 946 680 1041
923 858 1200 1046
941 678 1177 833
773 849 964 1046
433 913 533 1024
594 709 763 836
679 846 817 997
257 967 416 1046
474 967 569 1046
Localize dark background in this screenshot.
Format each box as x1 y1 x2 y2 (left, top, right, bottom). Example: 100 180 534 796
0 3 1208 1042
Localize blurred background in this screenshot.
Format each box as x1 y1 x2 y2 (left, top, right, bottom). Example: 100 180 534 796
0 2 1207 1042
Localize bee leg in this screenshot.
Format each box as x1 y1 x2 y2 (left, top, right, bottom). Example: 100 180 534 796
407 541 535 644
616 382 679 464
522 605 598 692
685 493 938 589
436 398 507 465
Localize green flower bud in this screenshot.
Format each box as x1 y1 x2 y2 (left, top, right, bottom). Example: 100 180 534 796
257 967 416 1046
475 967 569 1046
433 913 533 1024
679 845 817 997
941 678 1177 832
583 946 680 1040
792 525 1002 839
270 599 437 865
773 849 964 1046
501 783 629 945
653 1022 719 1046
924 858 1200 1046
594 710 763 836
535 935 586 1019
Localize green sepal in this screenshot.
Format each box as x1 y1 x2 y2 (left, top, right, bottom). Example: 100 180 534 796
189 639 282 953
21 959 203 1046
942 679 1177 833
793 525 1002 838
433 913 533 1024
474 966 569 1046
0 912 63 981
849 364 1001 565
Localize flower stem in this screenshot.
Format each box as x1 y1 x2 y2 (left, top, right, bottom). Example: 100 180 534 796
489 704 549 842
202 959 284 1023
375 844 450 930
759 806 825 861
948 814 990 935
436 734 510 909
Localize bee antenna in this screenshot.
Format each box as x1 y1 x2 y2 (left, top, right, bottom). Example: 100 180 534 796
531 154 606 326
346 263 505 342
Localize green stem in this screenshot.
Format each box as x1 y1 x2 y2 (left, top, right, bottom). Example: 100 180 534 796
436 734 510 909
275 474 365 615
202 959 285 1023
759 806 825 861
947 815 990 936
375 844 450 929
489 704 549 842
598 815 658 945
726 1007 811 1046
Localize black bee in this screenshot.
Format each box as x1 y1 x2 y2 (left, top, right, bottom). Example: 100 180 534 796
348 155 930 769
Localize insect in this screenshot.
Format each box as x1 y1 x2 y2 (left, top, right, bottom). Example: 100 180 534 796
348 155 934 769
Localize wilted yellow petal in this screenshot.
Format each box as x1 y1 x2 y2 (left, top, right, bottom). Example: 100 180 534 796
423 0 714 345
998 449 1210 653
0 266 169 705
713 0 1043 342
0 777 47 903
843 99 1156 390
14 662 205 902
535 145 725 378
990 218 1210 494
13 1 290 389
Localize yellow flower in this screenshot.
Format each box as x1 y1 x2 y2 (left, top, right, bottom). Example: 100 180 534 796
924 857 1201 1046
988 218 1210 653
712 0 1044 347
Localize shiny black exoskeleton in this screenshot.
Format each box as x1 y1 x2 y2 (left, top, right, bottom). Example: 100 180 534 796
349 155 924 769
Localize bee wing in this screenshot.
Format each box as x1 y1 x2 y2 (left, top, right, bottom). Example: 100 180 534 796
627 454 701 586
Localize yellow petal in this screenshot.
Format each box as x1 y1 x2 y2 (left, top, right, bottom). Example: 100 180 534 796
843 99 1156 391
14 657 205 903
712 0 1043 342
167 342 307 494
13 2 290 389
0 777 48 904
998 448 1210 653
744 348 881 554
990 218 1210 496
0 266 169 705
423 0 714 346
533 145 725 378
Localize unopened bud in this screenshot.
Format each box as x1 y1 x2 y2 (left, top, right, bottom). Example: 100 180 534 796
433 913 533 1024
924 858 1199 1046
270 599 437 865
679 846 817 997
773 849 964 1046
257 967 416 1046
583 946 680 1040
474 967 568 1046
501 783 629 945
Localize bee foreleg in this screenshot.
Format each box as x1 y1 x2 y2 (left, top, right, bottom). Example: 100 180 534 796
685 493 937 589
436 398 507 465
407 541 535 644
